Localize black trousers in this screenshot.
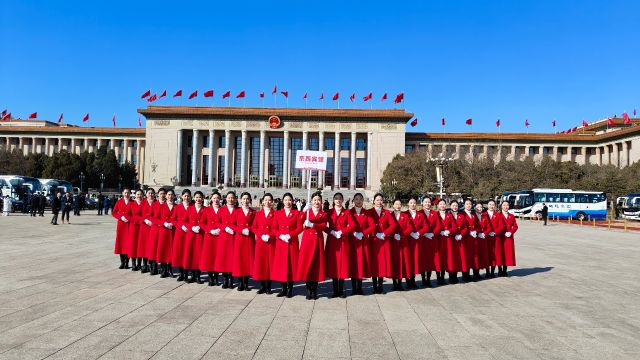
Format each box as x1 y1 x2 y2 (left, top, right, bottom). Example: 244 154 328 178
51 211 59 224
62 209 71 222
543 215 547 225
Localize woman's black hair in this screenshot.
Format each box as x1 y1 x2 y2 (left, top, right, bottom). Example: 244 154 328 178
240 191 251 200
333 192 344 200
211 190 221 198
393 198 402 204
146 187 156 194
181 189 191 196
226 190 237 198
282 192 294 201
408 195 419 202
122 187 131 193
450 200 459 206
373 193 384 201
488 199 496 205
422 195 432 202
262 192 274 202
135 189 143 195
194 191 204 198
311 191 322 201
157 188 166 194
353 192 364 200
464 198 473 204
437 198 446 205
166 189 175 196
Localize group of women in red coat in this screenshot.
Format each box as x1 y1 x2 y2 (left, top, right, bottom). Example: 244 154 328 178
113 188 518 299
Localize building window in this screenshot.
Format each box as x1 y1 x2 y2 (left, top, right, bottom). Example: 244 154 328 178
234 136 242 180
119 140 124 147
218 155 225 184
405 145 414 154
340 157 350 188
528 147 536 155
543 147 551 154
118 154 123 164
269 137 283 178
291 137 302 178
309 137 319 151
250 137 260 176
132 140 137 148
325 138 335 150
340 138 350 151
187 136 192 148
326 157 334 187
202 135 208 148
356 158 366 188
356 138 366 151
219 136 226 148
202 155 209 184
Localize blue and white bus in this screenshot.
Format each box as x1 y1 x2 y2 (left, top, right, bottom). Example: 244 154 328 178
512 188 607 220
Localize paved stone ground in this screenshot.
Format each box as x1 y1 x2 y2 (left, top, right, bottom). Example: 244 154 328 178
0 213 639 360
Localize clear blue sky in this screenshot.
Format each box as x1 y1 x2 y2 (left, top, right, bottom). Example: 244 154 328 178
1 0 639 133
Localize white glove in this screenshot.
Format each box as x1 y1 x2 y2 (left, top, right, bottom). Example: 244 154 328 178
163 222 173 229
489 231 495 236
505 231 512 238
443 230 450 236
330 230 337 238
425 232 434 239
241 228 249 236
120 216 128 222
394 234 401 241
181 225 188 232
304 220 314 228
410 232 419 240
479 232 485 239
261 234 270 242
354 232 363 240
225 226 235 235
335 230 342 239
470 231 477 238
376 232 385 240
454 234 462 241
303 204 311 212
210 228 221 235
279 234 290 243
191 226 200 233
144 219 153 226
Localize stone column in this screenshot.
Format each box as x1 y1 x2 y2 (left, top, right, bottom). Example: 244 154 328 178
301 131 308 186
334 132 340 189
176 129 183 185
350 132 357 189
31 137 36 154
44 137 50 156
208 130 215 187
123 139 130 162
366 132 373 190
224 129 231 186
137 141 144 184
70 138 76 155
192 129 199 186
259 130 266 188
318 131 325 188
240 130 247 187
612 143 619 167
596 146 602 166
283 131 290 188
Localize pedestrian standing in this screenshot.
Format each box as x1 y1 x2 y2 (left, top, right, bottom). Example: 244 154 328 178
541 203 548 226
51 192 62 225
61 193 73 224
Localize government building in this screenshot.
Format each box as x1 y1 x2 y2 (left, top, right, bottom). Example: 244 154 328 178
1 106 639 194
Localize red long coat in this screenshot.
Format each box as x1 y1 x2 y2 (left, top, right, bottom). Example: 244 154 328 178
171 203 190 267
485 211 505 267
183 205 208 269
127 200 143 258
422 209 441 271
251 208 276 280
145 201 162 261
215 206 237 273
390 211 413 279
349 208 374 279
324 208 355 279
496 212 518 266
462 210 480 270
137 199 155 259
436 211 455 272
297 209 327 282
369 208 396 278
199 206 221 272
474 212 490 269
112 199 131 255
271 209 302 282
448 212 468 272
232 207 255 277
155 202 177 263
405 210 429 274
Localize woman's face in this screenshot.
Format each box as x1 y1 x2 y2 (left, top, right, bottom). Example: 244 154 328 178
263 196 273 209
158 191 166 202
408 199 417 210
422 198 431 210
451 202 459 212
333 195 343 208
167 192 175 202
501 202 510 212
374 196 383 208
226 194 236 206
122 189 130 199
437 201 446 211
354 195 363 208
312 196 322 208
283 196 293 208
393 200 402 211
488 202 496 211
211 194 221 207
241 195 251 207
146 191 155 201
475 204 483 214
181 193 191 204
135 191 143 201
464 201 472 211
194 193 203 204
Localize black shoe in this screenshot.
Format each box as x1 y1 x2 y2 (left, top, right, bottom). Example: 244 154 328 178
160 264 168 278
177 269 185 282
277 282 288 297
257 280 267 294
312 283 319 300
118 255 126 269
222 274 229 288
213 272 220 286
356 280 364 295
266 280 273 294
141 264 149 274
186 271 194 283
331 279 340 298
305 283 312 300
207 272 215 286
351 279 358 295
339 279 346 298
195 271 204 284
286 282 294 298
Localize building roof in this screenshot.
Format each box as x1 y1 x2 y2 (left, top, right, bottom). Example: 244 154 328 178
0 126 144 136
138 105 414 122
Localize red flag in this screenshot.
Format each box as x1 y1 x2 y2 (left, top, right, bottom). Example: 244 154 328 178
272 85 277 95
158 90 166 99
381 93 388 101
141 90 151 99
524 119 530 127
58 113 63 124
222 90 231 99
582 120 588 127
394 92 404 104
204 90 214 98
332 92 339 101
173 90 183 98
607 117 616 127
441 118 445 126
82 113 89 122
188 90 198 99
319 92 324 100
259 92 264 98
410 118 418 127
571 126 578 132
1 109 6 117
1 112 10 121
303 92 308 99
465 118 472 125
138 115 142 127
622 112 631 124
29 112 37 119
551 120 556 127
147 94 157 102
349 93 356 102
236 90 245 98
496 119 501 127
634 108 637 116
112 115 116 127
280 91 288 98
363 92 372 101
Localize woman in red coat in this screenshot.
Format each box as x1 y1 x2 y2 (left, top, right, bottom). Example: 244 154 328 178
390 199 413 291
252 193 276 294
184 191 208 284
485 200 505 278
448 200 467 284
272 192 301 298
112 188 132 269
325 192 355 298
497 201 518 276
436 199 455 285
137 188 156 273
349 193 374 295
172 189 191 281
461 199 480 282
127 190 144 271
216 191 238 288
421 196 441 287
369 193 396 294
405 196 428 289
297 192 328 300
147 188 166 275
156 189 176 278
233 192 255 291
474 203 490 279
201 191 222 286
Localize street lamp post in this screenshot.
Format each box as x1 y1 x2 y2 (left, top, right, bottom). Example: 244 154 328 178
79 172 85 194
118 176 122 192
428 153 454 201
100 173 105 192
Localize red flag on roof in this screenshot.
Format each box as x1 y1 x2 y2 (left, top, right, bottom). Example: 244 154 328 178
607 117 616 127
363 92 372 101
319 92 324 100
524 119 530 127
441 118 445 126
1 109 7 117
465 118 472 125
236 90 245 98
552 120 556 127
138 116 142 127
1 112 10 121
349 93 356 102
158 90 166 99
571 126 578 132
394 92 404 104
141 90 151 99
204 90 214 98
188 90 197 99
112 115 116 127
280 91 288 98
29 112 37 119
58 113 63 124
173 90 182 98
410 118 418 127
496 119 501 127
381 93 388 101
332 92 339 101
222 90 230 99
582 120 588 127
303 92 308 99
272 85 277 95
622 112 631 124
82 113 89 122
147 94 157 102
259 92 264 98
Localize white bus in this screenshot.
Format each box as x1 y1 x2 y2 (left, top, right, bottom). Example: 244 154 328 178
513 188 607 220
